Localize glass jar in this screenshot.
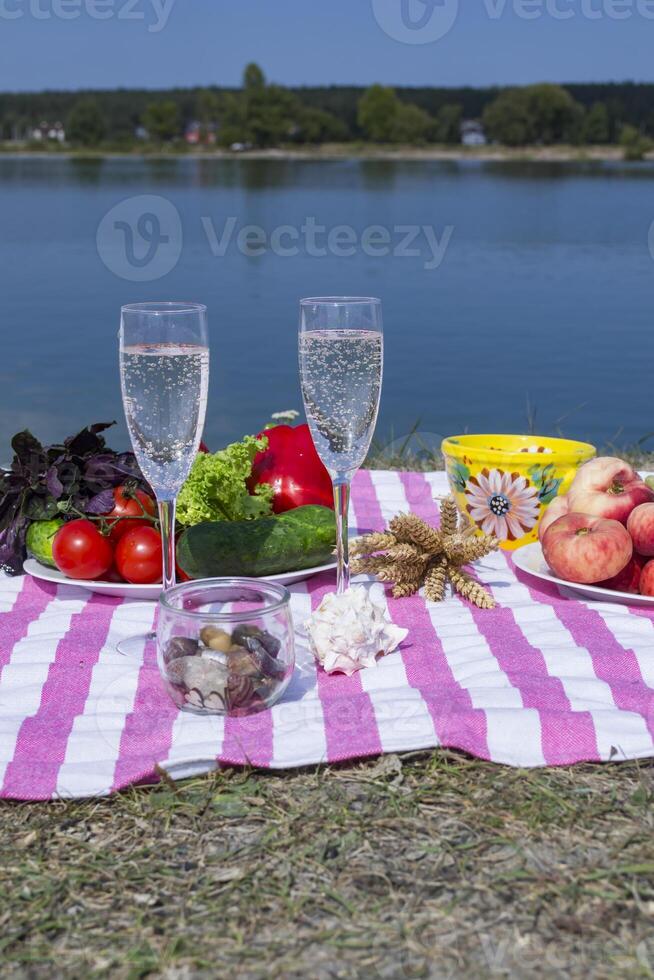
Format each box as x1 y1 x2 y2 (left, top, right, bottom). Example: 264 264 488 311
157 578 295 716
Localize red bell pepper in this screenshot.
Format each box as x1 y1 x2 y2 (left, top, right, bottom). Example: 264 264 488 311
247 424 334 513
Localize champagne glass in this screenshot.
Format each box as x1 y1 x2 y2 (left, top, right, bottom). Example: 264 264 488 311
299 297 383 594
118 302 209 654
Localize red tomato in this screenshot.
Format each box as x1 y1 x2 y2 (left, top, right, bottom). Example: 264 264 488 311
53 520 114 581
115 526 162 585
105 485 156 543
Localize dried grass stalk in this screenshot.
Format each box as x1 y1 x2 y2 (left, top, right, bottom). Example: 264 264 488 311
352 496 498 609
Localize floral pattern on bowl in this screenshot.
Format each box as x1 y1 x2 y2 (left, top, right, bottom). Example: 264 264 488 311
465 469 541 541
442 434 596 551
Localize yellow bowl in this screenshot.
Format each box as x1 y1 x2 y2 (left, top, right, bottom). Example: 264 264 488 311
441 434 596 550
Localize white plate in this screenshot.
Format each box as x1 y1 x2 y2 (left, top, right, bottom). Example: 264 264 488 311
512 542 654 607
23 558 338 600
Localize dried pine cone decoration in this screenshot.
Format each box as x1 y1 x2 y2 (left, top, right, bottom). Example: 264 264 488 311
351 496 499 609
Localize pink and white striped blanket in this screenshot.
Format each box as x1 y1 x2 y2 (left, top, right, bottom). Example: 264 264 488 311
2 470 654 801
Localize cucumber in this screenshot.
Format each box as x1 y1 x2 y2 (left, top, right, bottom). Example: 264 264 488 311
177 505 336 579
26 519 65 569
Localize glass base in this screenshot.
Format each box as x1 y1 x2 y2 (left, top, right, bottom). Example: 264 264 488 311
116 631 156 659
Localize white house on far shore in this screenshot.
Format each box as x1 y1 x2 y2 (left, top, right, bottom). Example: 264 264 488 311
29 121 66 143
460 120 487 147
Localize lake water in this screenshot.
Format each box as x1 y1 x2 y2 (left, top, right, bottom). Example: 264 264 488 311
2 155 654 459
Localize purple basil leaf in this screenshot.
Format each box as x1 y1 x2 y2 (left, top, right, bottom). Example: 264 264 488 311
85 489 115 515
87 421 116 437
64 422 115 458
83 452 145 491
0 491 22 531
11 430 43 465
46 465 64 498
50 455 81 495
113 453 144 479
0 519 28 575
24 495 60 521
0 420 144 574
108 454 151 494
46 445 66 467
83 454 122 492
11 447 46 488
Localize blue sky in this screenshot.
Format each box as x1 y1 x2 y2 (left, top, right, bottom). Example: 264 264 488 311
1 0 653 91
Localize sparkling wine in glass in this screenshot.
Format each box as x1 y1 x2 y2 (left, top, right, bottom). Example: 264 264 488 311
299 297 383 593
119 302 209 618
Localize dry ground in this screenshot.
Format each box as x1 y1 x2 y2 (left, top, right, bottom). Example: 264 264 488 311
2 752 654 979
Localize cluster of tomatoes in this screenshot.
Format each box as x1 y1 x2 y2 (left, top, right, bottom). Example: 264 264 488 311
52 486 162 584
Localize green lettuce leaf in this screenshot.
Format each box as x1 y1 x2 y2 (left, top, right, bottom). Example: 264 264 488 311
176 435 274 525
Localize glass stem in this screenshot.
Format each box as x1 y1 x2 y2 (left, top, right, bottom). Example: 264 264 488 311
157 497 177 593
333 477 351 594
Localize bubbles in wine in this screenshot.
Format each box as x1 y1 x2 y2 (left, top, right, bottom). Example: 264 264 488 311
299 329 383 475
120 343 209 494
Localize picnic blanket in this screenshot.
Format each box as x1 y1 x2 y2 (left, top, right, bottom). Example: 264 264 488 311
2 470 654 801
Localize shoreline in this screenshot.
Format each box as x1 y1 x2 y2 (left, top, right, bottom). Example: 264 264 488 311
0 144 651 163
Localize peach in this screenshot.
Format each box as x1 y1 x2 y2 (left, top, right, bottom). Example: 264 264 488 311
567 456 654 525
542 512 632 584
538 494 568 542
627 502 654 556
569 456 630 492
597 553 646 594
639 560 654 597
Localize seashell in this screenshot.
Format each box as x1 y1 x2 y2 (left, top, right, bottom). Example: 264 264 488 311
228 643 248 655
226 673 257 711
231 624 261 645
202 691 227 711
257 630 281 659
305 586 408 676
227 647 262 678
237 635 285 680
254 674 278 701
202 649 230 668
185 688 205 710
258 649 285 681
200 626 232 653
167 625 287 713
166 658 188 687
180 657 229 699
232 624 281 659
164 636 200 665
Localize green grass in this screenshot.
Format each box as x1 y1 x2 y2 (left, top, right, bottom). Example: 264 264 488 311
2 756 654 977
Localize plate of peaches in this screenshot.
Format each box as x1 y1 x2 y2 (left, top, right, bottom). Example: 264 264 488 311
513 456 654 607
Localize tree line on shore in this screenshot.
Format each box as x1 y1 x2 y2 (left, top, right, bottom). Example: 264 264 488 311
1 64 653 156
